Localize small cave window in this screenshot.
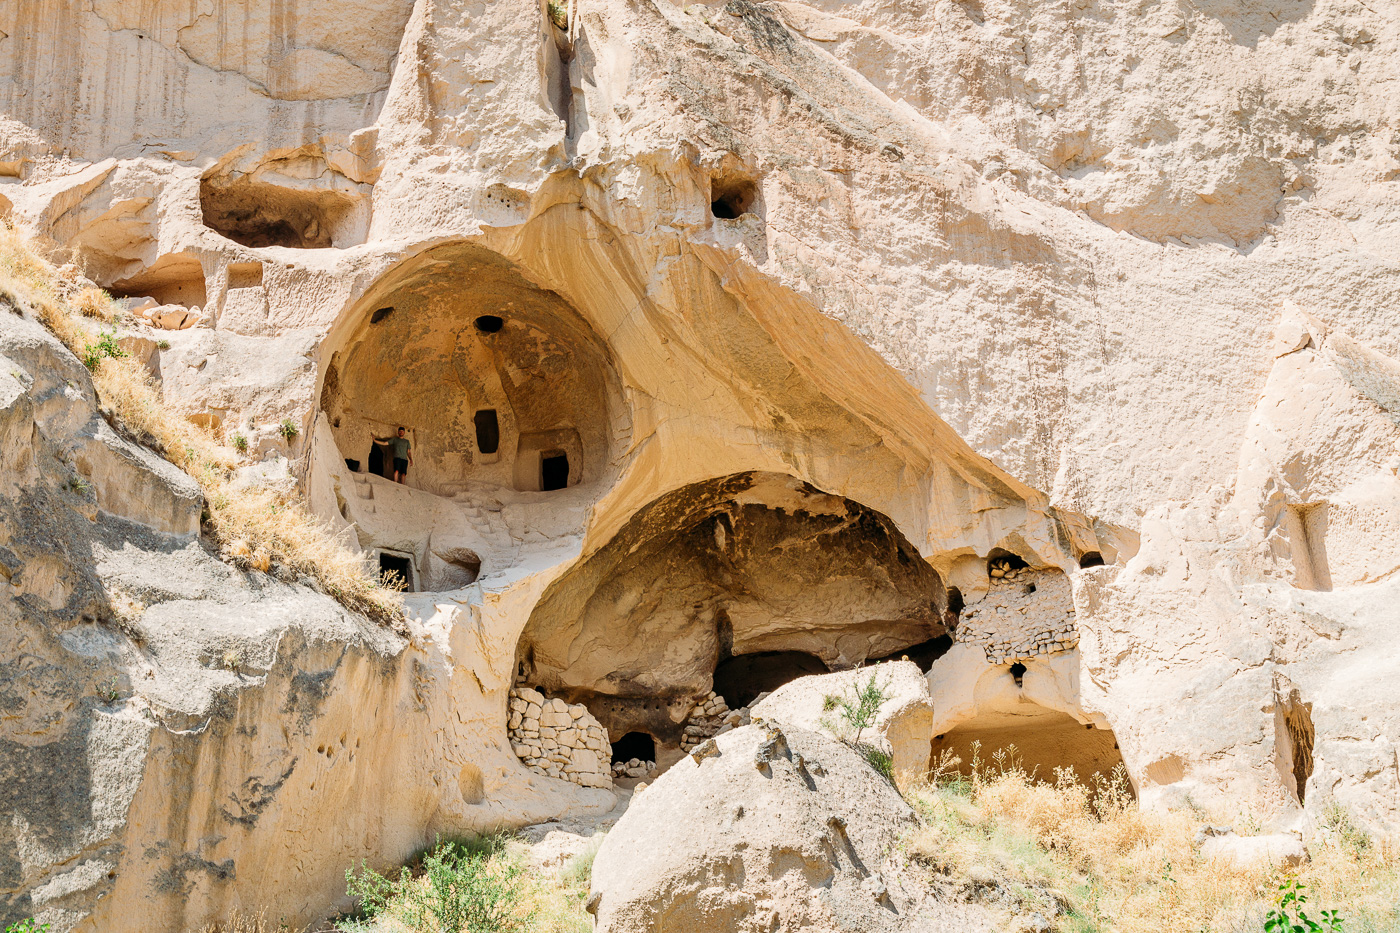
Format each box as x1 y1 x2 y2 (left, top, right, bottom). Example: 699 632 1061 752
611 731 656 765
474 315 504 333
1078 551 1105 568
1009 662 1027 686
227 261 264 290
370 306 394 324
378 551 414 591
474 409 500 455
108 252 208 308
541 450 570 491
988 549 1030 573
710 175 758 220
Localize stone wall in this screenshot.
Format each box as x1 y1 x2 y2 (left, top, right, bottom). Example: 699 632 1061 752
507 687 613 790
955 562 1079 666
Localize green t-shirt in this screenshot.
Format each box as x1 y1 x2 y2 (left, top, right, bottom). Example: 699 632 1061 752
387 437 411 460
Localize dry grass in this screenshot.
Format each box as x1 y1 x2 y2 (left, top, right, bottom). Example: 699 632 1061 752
191 912 304 933
0 224 403 628
904 748 1400 933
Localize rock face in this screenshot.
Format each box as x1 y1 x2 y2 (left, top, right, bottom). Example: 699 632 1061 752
589 723 994 933
2 0 1400 929
751 661 935 787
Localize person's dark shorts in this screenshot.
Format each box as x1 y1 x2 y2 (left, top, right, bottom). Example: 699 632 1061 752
393 457 409 475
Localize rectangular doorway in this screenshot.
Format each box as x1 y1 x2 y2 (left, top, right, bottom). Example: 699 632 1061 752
378 551 415 591
541 451 569 491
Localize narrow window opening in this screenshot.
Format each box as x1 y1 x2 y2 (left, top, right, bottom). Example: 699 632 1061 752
474 409 500 454
474 315 504 334
611 732 656 765
378 552 414 592
541 450 569 491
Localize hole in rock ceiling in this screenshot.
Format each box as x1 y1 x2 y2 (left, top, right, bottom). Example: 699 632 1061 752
474 314 504 333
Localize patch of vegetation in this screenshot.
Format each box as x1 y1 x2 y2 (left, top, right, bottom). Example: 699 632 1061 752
96 676 120 704
81 328 127 370
0 225 403 629
65 473 91 495
231 432 249 454
5 919 49 933
347 836 536 933
547 0 569 30
156 338 171 350
899 751 1399 933
278 418 299 442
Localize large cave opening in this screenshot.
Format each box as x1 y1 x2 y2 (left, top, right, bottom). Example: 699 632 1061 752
515 472 948 766
318 244 621 501
932 704 1130 790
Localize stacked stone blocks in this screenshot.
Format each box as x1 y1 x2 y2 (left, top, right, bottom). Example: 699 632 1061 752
508 686 613 789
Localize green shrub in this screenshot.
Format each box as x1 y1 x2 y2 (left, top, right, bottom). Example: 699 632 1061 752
346 837 535 933
1265 879 1345 933
827 672 887 745
156 338 171 350
81 328 127 370
278 418 299 442
857 744 894 783
5 919 49 933
231 432 249 454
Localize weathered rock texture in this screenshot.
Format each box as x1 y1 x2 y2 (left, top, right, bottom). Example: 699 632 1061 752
3 0 1400 929
590 723 996 933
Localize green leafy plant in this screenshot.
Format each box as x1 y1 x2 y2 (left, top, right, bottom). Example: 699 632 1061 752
97 676 120 704
65 473 91 495
81 328 127 370
829 672 887 745
1265 879 1345 933
5 920 50 933
223 649 243 673
346 837 535 933
231 432 249 454
278 418 299 442
156 338 171 350
547 0 569 29
860 744 895 783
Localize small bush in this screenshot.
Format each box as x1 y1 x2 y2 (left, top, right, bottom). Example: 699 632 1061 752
156 338 171 350
5 921 49 933
81 328 127 370
858 743 894 783
278 418 299 442
1265 879 1345 933
347 837 536 933
97 676 120 704
231 432 249 454
547 0 569 29
826 671 887 745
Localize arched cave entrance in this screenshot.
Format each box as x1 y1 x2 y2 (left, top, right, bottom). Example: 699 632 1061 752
932 703 1130 790
312 243 627 590
515 471 949 767
319 244 620 498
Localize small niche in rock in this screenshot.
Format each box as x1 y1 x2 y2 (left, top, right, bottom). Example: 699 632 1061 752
710 175 759 220
713 650 828 708
378 551 414 591
370 306 394 324
108 252 208 308
474 314 504 333
988 549 1030 574
474 409 500 454
869 634 953 673
1010 662 1027 686
201 176 362 249
541 450 569 491
227 261 263 289
611 731 656 765
1078 551 1105 568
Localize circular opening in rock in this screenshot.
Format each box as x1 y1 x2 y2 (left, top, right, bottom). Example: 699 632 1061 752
474 314 504 333
611 731 656 764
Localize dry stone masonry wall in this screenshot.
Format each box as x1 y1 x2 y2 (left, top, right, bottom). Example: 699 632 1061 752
507 686 612 789
955 561 1079 666
678 690 748 755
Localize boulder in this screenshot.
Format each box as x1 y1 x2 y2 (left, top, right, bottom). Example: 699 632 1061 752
1199 830 1307 869
751 661 934 787
589 722 995 933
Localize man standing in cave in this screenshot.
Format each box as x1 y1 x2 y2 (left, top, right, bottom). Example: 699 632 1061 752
374 427 413 484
